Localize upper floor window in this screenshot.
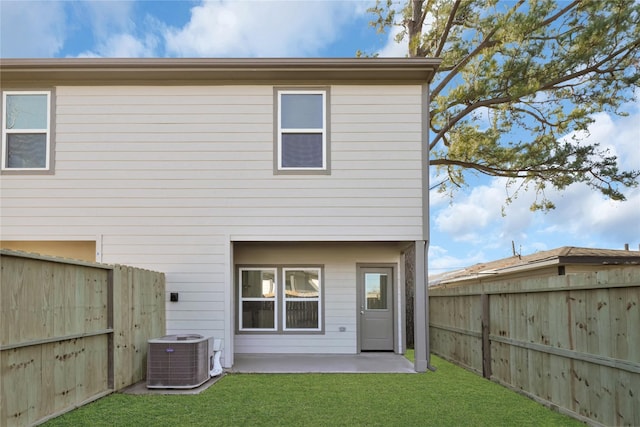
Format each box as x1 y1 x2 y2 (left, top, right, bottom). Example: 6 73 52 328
2 91 52 172
276 89 329 173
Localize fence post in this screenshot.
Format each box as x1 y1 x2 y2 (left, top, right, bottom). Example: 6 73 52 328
481 293 492 379
107 268 114 390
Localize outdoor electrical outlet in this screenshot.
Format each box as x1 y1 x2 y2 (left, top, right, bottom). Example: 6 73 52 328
170 292 179 302
339 327 346 332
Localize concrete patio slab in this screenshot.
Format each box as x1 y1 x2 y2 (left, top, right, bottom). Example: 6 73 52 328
231 352 416 374
121 374 226 395
120 353 415 395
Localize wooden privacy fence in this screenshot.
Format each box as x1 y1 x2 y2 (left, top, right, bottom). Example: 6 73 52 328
429 267 639 427
0 250 165 426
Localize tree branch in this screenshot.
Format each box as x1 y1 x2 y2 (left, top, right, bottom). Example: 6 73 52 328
507 105 560 129
431 0 526 98
535 0 580 29
430 95 512 150
430 35 640 151
539 38 640 92
430 158 592 179
434 0 461 58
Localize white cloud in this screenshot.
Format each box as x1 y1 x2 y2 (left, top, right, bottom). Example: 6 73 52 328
1 0 377 59
79 0 136 38
164 0 362 57
428 245 487 274
0 1 67 57
77 33 159 58
540 183 640 247
565 110 640 173
540 98 640 246
72 2 162 58
433 181 506 241
430 105 640 266
376 23 408 58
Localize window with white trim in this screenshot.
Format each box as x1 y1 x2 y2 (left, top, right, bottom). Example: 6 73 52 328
276 89 327 172
239 268 277 331
2 91 52 171
283 268 321 330
238 266 322 333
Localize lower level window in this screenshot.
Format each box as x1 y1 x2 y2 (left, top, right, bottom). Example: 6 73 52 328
239 268 277 331
238 266 322 333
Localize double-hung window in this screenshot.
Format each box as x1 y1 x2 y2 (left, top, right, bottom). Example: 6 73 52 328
2 91 52 172
276 89 329 173
238 266 322 333
239 268 277 331
283 268 321 331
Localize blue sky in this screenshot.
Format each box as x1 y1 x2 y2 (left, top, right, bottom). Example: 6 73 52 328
1 0 639 273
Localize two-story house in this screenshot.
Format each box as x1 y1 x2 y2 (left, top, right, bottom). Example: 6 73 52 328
0 58 440 372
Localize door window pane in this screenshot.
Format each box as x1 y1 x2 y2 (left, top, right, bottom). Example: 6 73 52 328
365 273 388 310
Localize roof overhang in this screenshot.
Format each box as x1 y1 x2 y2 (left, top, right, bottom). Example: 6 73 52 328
0 58 442 86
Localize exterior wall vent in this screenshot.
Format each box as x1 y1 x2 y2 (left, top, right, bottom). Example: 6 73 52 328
147 334 211 389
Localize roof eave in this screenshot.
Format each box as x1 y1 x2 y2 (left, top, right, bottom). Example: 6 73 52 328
0 57 442 86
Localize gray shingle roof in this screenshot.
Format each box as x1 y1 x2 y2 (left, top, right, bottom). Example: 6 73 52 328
429 246 640 285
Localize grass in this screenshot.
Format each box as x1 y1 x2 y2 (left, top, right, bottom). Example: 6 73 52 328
44 354 581 427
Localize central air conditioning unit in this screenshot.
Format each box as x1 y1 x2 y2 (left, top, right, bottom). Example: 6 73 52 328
147 334 222 389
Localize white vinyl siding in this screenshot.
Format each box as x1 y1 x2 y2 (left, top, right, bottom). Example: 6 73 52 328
0 84 424 360
1 85 423 241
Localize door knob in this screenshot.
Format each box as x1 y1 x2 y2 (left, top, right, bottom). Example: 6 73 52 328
360 310 364 315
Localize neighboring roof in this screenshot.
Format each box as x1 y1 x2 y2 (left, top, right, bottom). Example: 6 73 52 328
0 57 441 86
430 246 640 286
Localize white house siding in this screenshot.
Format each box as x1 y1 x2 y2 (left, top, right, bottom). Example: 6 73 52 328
0 84 424 363
233 242 404 354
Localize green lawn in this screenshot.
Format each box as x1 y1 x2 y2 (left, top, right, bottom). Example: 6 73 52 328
44 354 581 427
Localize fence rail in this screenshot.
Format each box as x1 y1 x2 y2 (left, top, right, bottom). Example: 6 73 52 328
429 267 640 427
0 250 165 426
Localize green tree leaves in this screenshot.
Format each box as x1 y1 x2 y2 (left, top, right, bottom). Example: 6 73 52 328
370 0 640 209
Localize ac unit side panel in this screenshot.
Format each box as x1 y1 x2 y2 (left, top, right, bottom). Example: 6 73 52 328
147 339 210 389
